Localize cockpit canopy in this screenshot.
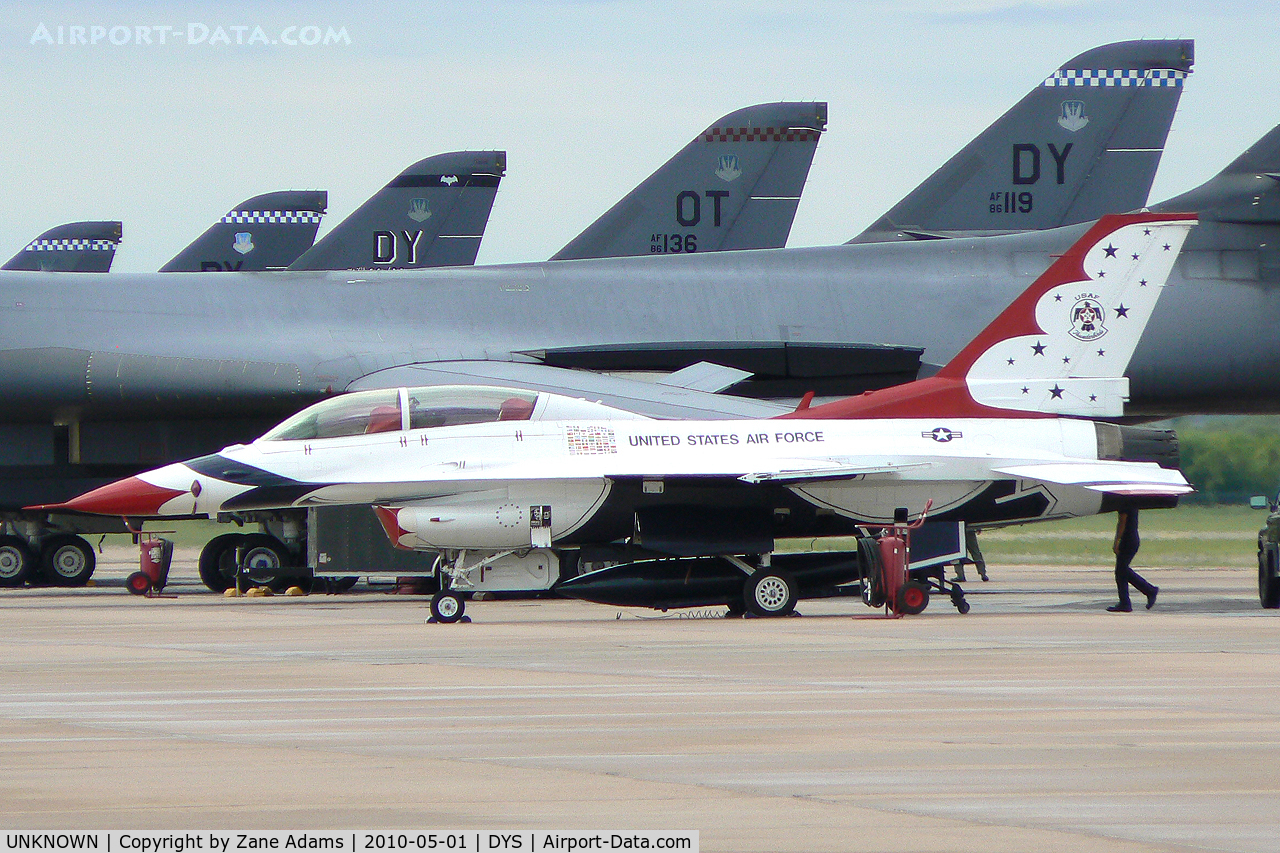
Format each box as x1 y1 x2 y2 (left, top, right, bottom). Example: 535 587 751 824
262 386 540 441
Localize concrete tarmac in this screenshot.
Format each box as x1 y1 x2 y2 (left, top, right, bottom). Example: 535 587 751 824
0 550 1277 852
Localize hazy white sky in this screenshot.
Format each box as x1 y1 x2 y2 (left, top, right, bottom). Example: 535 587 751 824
0 1 1275 272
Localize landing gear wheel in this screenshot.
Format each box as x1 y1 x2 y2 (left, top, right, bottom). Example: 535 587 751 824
430 591 466 623
239 534 294 591
126 572 153 596
744 569 797 617
894 580 930 616
40 535 96 586
198 534 244 592
1260 545 1280 609
0 536 33 587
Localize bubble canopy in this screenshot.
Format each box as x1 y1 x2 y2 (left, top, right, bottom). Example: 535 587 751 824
261 386 539 441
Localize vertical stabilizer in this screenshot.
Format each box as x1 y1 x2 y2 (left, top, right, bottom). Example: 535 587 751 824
851 40 1193 243
288 152 505 271
160 191 327 272
552 102 826 260
3 221 122 272
790 213 1196 420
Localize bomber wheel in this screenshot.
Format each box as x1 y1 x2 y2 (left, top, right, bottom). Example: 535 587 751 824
198 534 245 592
40 535 96 586
1260 545 1280 609
894 580 930 616
240 534 295 591
744 569 797 617
0 536 34 587
126 572 153 596
431 591 466 623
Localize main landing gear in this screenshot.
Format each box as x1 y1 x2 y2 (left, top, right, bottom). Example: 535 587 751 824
0 531 97 588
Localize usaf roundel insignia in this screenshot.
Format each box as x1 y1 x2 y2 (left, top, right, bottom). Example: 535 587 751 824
923 427 962 443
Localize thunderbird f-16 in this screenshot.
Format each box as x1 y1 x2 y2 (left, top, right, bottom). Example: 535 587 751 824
0 40 1206 590
56 213 1195 619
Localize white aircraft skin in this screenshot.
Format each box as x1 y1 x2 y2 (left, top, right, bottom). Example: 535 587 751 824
56 213 1195 557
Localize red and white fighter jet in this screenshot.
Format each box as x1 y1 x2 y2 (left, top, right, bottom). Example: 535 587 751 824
53 213 1196 618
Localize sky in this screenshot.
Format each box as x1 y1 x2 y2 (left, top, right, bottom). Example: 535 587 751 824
0 0 1275 273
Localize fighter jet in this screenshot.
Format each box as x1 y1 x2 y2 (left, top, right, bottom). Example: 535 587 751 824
160 191 328 271
0 40 1200 589
54 213 1195 620
3 221 122 272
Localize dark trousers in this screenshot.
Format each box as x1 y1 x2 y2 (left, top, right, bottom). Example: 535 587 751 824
1115 549 1154 607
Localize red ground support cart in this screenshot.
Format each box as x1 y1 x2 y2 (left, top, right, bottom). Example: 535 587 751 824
127 536 174 596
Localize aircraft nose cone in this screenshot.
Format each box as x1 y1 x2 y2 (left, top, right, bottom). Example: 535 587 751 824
48 477 188 516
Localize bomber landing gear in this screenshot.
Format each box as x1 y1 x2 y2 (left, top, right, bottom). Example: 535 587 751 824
40 534 96 586
198 532 302 592
0 535 34 587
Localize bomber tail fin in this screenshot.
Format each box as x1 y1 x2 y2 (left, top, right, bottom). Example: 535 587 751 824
160 190 327 272
288 151 505 271
3 221 122 272
552 102 826 260
850 39 1193 243
790 212 1196 420
1153 123 1280 225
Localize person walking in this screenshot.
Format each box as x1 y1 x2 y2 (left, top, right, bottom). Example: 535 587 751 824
1108 508 1158 612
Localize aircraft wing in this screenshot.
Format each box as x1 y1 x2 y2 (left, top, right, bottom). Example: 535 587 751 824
994 461 1193 496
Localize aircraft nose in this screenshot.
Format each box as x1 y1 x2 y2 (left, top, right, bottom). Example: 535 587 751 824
46 477 188 516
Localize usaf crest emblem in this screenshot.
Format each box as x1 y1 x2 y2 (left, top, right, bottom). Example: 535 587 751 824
232 232 254 255
407 198 432 223
1058 100 1089 132
1069 296 1107 341
715 154 742 182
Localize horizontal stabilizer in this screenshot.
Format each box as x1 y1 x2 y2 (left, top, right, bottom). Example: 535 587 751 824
289 151 505 271
160 190 327 272
553 102 826 260
4 221 121 272
995 461 1192 495
852 39 1193 243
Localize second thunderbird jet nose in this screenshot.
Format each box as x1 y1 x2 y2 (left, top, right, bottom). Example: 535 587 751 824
57 477 188 516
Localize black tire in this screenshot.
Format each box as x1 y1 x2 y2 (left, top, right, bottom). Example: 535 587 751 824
894 580 930 616
431 591 466 623
198 533 244 592
126 571 153 596
1261 544 1280 609
0 535 34 587
956 599 971 615
40 534 96 586
744 569 797 617
239 533 294 591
